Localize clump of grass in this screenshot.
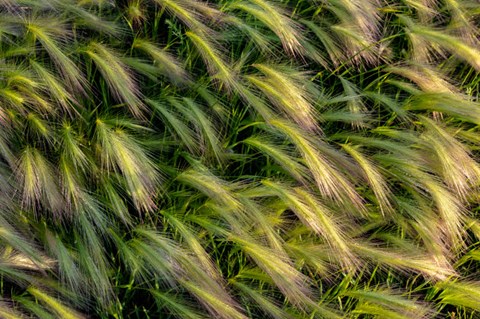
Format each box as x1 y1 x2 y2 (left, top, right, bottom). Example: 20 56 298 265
0 0 479 318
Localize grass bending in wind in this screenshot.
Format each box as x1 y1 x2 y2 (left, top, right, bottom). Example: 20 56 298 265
0 0 479 318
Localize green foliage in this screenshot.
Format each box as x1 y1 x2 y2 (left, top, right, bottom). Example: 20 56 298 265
0 0 479 318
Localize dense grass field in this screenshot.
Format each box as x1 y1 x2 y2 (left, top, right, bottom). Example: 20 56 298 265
0 0 480 318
